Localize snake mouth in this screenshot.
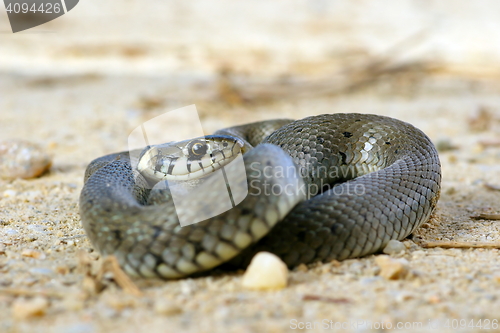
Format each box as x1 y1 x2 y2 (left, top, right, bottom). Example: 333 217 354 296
137 135 244 182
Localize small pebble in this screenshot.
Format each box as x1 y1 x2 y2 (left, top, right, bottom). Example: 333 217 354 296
6 229 19 235
428 294 441 304
103 294 137 311
329 259 341 267
29 268 55 276
295 263 308 272
0 139 52 180
0 279 12 287
411 250 426 258
21 249 46 259
436 138 458 152
360 276 383 285
153 299 183 316
55 265 70 275
348 262 365 275
62 296 85 311
2 190 16 198
242 252 288 290
395 291 414 302
55 323 94 333
22 278 39 287
12 297 49 320
27 225 47 233
383 240 406 255
375 255 409 280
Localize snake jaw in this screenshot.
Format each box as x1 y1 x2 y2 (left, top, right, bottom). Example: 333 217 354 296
137 135 244 182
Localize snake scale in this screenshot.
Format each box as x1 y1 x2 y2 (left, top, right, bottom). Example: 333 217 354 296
79 113 441 279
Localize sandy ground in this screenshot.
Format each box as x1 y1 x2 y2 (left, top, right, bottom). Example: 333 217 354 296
0 70 500 333
3 2 500 331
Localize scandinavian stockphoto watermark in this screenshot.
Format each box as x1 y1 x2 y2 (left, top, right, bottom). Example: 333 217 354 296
127 105 248 227
248 162 367 199
290 318 499 330
3 0 79 33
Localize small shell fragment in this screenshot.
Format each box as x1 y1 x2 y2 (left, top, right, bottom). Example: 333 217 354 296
0 139 52 180
242 252 288 290
375 255 409 280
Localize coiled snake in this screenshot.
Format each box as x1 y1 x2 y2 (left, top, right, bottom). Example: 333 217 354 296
79 113 441 279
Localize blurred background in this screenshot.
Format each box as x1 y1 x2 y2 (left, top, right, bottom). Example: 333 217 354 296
2 0 500 135
1 1 500 149
1 0 499 153
2 0 500 76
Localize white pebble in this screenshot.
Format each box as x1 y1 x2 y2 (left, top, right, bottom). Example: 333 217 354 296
383 240 406 255
242 252 288 290
2 190 16 198
0 139 52 180
153 299 183 316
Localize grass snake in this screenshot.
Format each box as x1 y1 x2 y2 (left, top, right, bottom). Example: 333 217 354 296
79 113 441 279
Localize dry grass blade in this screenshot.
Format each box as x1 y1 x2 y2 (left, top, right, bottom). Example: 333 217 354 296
302 294 351 303
77 251 142 297
98 256 143 297
484 183 500 191
471 213 500 220
419 241 500 249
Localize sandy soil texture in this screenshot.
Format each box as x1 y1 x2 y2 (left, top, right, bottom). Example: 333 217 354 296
0 70 500 333
3 1 500 331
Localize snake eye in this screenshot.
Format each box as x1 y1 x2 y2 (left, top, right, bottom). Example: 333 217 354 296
190 141 208 157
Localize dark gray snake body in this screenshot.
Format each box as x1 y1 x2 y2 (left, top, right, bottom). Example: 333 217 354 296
79 113 441 278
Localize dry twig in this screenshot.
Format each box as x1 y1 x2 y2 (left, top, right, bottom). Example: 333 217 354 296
484 183 500 191
77 250 142 297
97 256 143 297
302 294 351 303
419 241 500 249
471 213 500 220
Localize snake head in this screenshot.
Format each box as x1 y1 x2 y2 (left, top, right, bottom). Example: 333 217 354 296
137 135 244 182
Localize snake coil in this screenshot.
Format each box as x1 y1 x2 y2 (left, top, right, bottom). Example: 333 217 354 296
80 113 441 279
